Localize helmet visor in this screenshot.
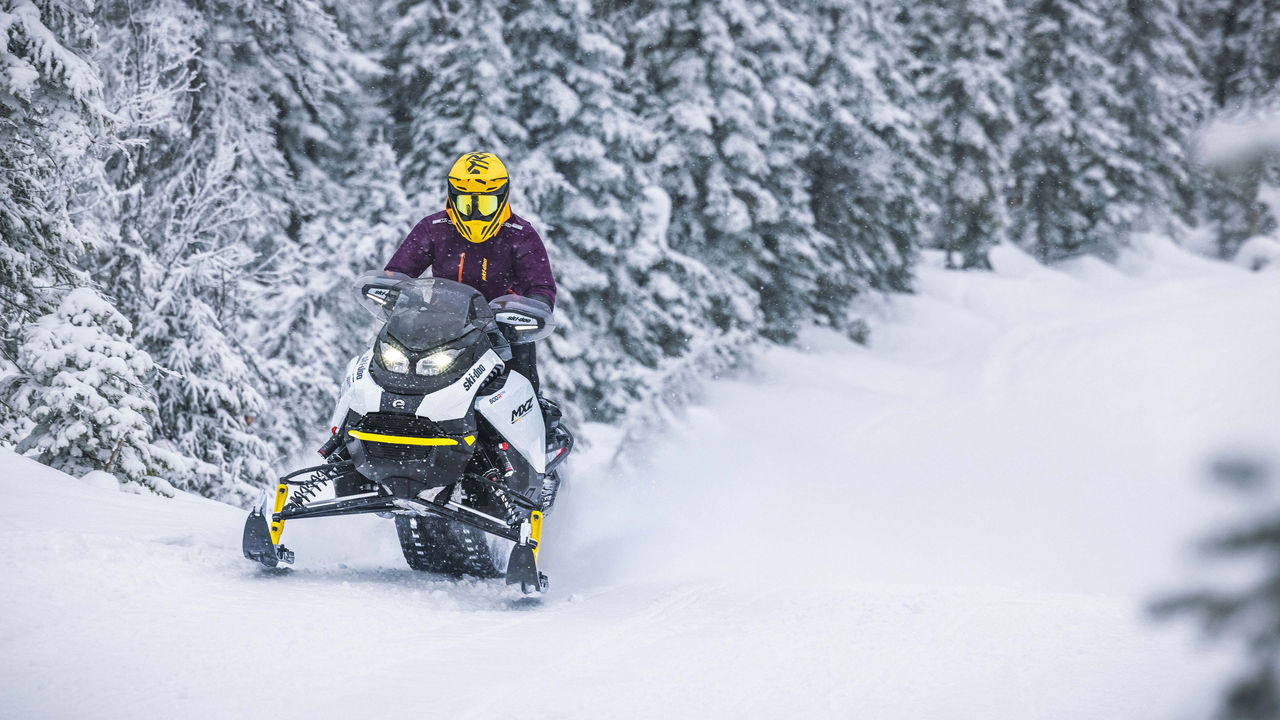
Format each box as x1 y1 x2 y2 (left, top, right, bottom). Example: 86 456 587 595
450 183 507 220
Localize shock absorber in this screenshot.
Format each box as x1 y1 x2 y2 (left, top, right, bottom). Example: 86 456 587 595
286 468 332 510
318 432 342 458
493 442 516 479
491 485 520 527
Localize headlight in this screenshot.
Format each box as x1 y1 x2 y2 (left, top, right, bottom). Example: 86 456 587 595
379 341 409 374
416 348 462 376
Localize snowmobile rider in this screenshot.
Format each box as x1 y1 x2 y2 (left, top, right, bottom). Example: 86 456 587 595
384 151 562 432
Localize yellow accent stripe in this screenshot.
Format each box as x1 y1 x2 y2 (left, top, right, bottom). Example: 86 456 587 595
480 211 503 241
270 483 288 545
482 258 487 282
348 429 459 446
530 510 543 561
465 435 476 446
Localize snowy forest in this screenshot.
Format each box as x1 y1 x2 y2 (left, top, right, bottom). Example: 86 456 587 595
1 0 1277 503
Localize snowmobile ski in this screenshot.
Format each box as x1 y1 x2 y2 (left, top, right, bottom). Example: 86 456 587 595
242 489 294 568
505 511 547 594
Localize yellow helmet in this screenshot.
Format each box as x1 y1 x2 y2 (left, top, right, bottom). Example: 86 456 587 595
444 151 512 244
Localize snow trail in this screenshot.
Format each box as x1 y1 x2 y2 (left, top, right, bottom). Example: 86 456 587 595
2 241 1276 719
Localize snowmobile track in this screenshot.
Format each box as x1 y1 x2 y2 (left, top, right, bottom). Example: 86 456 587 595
395 514 503 578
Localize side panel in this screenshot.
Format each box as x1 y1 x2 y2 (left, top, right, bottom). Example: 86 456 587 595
328 351 379 428
476 372 546 474
415 349 502 422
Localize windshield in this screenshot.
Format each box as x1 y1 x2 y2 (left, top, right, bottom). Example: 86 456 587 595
353 272 495 352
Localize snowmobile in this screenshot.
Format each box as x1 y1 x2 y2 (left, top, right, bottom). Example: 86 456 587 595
242 272 573 593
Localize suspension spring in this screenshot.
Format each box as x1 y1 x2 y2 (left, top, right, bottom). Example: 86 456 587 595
491 485 520 527
286 469 332 510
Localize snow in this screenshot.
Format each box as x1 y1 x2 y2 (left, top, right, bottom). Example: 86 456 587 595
1197 109 1280 166
1232 235 1280 272
79 470 121 492
3 241 1277 718
1 2 104 106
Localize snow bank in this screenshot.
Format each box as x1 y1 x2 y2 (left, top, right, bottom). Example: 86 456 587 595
1233 235 1280 272
79 469 121 491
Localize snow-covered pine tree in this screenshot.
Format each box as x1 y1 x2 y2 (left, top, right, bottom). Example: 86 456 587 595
1197 136 1280 260
243 2 411 455
749 2 838 339
603 184 761 449
90 0 309 501
11 288 174 494
496 0 759 420
906 0 1016 269
1008 0 1135 262
806 0 924 295
0 0 107 442
1186 0 1279 258
1106 0 1205 238
621 0 829 341
251 135 409 453
89 0 416 498
501 0 651 418
1232 1 1279 107
383 0 524 205
1151 454 1280 720
1195 0 1280 109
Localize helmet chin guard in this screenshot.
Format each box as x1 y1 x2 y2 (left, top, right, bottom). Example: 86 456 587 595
445 151 511 243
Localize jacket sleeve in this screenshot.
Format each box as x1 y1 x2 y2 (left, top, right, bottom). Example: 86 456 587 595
512 226 557 309
384 217 435 277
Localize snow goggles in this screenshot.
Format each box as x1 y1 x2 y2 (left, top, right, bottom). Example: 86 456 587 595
449 183 508 220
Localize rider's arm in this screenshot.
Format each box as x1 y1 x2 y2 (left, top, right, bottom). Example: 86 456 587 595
384 217 436 277
511 225 557 309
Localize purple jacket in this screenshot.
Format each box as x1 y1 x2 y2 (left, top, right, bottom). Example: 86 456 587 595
385 210 557 309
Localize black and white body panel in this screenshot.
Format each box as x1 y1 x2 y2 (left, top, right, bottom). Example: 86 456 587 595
476 371 546 474
329 350 378 428
329 349 500 424
413 349 503 422
328 348 544 474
